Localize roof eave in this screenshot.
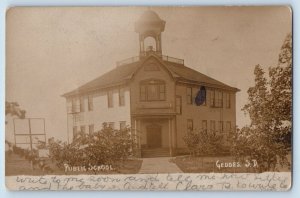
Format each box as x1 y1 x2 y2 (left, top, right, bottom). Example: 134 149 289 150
61 79 130 98
175 78 240 92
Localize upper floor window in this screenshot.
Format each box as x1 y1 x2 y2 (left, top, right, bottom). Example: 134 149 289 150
225 93 231 108
140 79 166 101
210 89 223 108
71 99 79 113
108 90 113 108
176 96 182 114
186 87 193 104
88 95 93 111
119 88 125 106
80 97 85 112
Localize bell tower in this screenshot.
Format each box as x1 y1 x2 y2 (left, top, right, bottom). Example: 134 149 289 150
135 10 166 57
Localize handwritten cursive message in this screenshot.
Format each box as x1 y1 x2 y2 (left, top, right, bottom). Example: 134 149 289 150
6 172 291 191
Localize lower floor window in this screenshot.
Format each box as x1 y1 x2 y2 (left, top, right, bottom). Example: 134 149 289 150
187 119 193 132
120 121 126 130
202 120 207 134
80 125 85 133
89 124 94 134
219 121 224 133
73 126 78 138
226 121 231 133
108 122 115 129
210 120 216 134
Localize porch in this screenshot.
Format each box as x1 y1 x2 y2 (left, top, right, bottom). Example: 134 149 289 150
132 115 176 158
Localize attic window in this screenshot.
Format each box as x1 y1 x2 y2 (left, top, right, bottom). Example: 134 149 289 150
144 63 160 71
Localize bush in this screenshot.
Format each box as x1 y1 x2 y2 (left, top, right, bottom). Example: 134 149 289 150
48 124 137 173
183 129 225 157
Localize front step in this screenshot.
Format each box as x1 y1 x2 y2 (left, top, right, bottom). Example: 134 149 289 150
142 148 170 158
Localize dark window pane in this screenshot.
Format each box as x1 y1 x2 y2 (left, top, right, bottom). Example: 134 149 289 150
147 84 159 100
140 85 146 101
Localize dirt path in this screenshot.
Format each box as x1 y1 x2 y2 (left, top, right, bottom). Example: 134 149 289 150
138 157 182 174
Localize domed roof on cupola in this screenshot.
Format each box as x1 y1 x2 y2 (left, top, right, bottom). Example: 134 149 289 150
138 10 163 23
135 10 166 35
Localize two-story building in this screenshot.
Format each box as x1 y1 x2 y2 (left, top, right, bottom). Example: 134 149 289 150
62 10 239 157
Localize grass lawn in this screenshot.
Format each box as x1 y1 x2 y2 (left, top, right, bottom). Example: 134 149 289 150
173 155 291 173
6 153 142 176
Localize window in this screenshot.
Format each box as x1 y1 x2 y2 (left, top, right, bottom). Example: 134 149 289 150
73 126 78 138
120 121 126 130
89 124 94 135
210 89 223 108
176 96 182 114
210 120 216 134
186 87 193 104
88 95 93 111
225 93 231 108
108 122 115 129
210 90 215 106
201 89 206 106
119 88 125 106
71 99 80 113
219 121 224 133
202 120 207 134
108 91 113 108
159 84 165 100
140 80 166 101
140 85 146 101
215 91 223 107
80 97 85 112
80 125 85 133
226 121 231 133
187 119 193 132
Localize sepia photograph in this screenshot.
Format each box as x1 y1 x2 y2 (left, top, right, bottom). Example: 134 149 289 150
5 6 292 191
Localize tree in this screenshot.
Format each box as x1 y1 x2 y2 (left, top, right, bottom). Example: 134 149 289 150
5 101 26 119
238 33 292 172
268 33 292 147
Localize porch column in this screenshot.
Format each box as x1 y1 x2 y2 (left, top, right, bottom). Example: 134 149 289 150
168 118 173 156
134 118 141 157
138 119 141 149
134 119 137 145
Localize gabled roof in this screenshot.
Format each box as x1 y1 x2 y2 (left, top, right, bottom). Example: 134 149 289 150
62 62 140 97
164 61 239 91
62 55 239 97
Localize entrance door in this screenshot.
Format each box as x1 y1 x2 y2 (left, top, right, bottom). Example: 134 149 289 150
146 124 162 148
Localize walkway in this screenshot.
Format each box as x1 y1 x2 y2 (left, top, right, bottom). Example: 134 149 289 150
138 157 183 174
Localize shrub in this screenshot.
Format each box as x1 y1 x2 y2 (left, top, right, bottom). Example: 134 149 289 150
183 129 225 157
48 124 136 173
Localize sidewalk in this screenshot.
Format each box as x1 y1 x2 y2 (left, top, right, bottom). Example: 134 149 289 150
138 157 183 174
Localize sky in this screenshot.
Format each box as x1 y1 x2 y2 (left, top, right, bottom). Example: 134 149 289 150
5 6 292 142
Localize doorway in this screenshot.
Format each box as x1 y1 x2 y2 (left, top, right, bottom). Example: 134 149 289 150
146 124 162 148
